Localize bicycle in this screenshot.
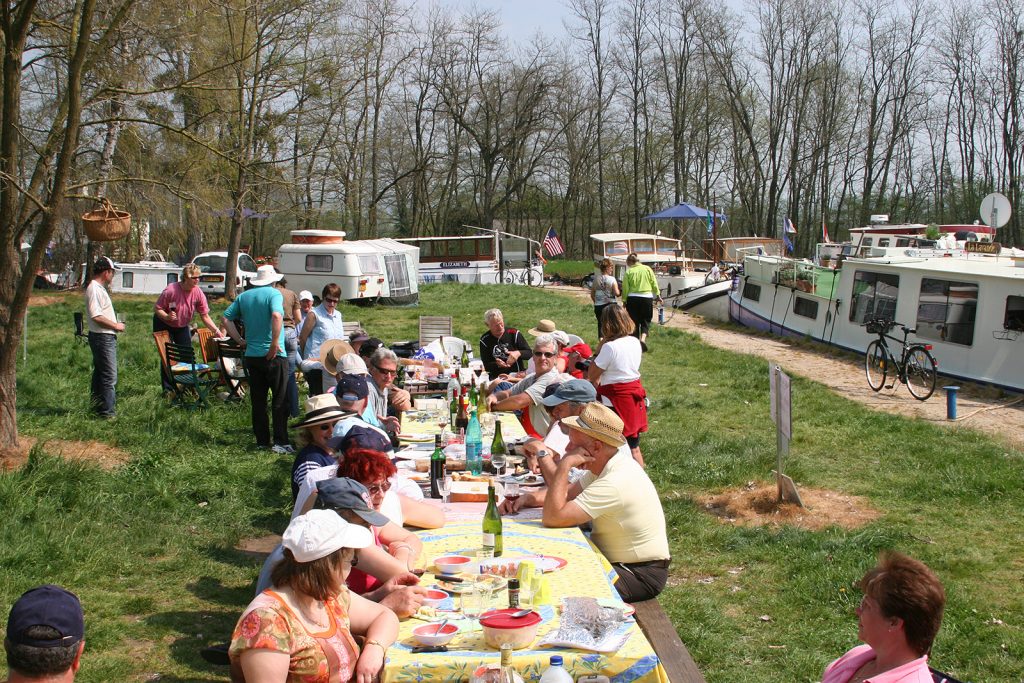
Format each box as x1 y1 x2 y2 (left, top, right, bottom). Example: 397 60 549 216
502 260 541 286
863 318 938 400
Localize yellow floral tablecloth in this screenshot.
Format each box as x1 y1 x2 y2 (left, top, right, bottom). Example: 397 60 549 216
381 519 669 682
400 410 528 443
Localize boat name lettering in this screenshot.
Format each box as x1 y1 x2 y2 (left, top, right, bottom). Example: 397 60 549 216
965 241 1001 254
440 261 470 269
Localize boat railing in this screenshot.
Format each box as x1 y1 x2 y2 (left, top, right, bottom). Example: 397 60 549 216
742 254 840 299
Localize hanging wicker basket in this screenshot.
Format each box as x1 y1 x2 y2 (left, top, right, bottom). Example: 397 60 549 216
82 198 131 242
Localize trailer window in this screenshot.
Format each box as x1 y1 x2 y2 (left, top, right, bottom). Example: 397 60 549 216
305 255 333 272
916 278 977 345
358 255 380 274
849 271 899 324
1005 296 1024 331
121 272 134 288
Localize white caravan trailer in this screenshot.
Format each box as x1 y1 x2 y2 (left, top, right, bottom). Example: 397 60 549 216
109 257 182 295
276 231 420 305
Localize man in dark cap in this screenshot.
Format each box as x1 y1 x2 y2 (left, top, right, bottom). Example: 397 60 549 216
4 584 85 681
84 256 125 418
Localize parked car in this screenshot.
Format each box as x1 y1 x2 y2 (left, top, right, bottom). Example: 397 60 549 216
193 251 259 296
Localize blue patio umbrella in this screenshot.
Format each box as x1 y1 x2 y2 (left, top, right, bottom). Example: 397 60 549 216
642 202 726 221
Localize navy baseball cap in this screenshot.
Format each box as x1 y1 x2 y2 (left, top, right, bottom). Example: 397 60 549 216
6 585 84 648
336 374 369 402
541 379 597 407
330 424 392 454
316 478 390 526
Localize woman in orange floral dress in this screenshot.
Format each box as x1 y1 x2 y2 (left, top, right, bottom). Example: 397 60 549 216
229 510 399 682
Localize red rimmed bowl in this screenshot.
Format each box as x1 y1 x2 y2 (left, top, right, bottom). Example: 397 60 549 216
422 588 450 608
434 555 473 575
412 622 459 646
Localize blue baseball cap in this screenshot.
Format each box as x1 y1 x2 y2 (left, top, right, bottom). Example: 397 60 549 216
6 585 84 648
541 379 597 407
336 374 369 402
329 424 392 454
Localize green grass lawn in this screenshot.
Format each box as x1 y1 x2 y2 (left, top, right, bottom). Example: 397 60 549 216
543 259 594 281
3 285 1022 682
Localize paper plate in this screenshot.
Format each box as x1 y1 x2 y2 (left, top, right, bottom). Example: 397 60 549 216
397 433 434 443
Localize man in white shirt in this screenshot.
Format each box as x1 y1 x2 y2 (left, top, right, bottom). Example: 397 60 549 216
486 334 569 438
526 402 671 602
84 257 125 417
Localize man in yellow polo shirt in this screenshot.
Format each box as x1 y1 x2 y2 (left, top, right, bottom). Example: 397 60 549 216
539 402 670 602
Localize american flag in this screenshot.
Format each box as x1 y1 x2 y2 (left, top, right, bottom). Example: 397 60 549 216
543 227 565 256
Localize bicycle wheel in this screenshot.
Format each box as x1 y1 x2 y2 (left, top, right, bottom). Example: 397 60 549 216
525 268 540 287
503 270 517 285
904 346 937 400
865 340 888 391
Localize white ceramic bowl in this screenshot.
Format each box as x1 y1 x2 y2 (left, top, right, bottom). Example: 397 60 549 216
422 588 450 608
413 622 459 646
434 554 474 575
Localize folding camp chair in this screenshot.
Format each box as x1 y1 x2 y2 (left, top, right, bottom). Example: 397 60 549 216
196 328 220 365
153 331 175 392
74 312 88 344
165 341 220 409
419 315 453 349
216 337 249 401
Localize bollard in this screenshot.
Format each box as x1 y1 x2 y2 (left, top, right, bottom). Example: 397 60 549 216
943 386 960 420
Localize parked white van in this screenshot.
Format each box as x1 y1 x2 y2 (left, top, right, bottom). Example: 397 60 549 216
193 251 259 296
276 231 419 305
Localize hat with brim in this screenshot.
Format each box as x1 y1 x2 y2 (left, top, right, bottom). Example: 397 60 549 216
561 402 627 447
316 478 390 526
337 353 369 376
282 509 373 563
541 379 597 407
321 339 355 375
249 264 283 286
299 290 314 302
528 319 557 336
348 329 370 344
293 393 353 429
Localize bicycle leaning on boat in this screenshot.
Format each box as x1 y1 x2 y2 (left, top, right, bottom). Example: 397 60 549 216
863 317 938 401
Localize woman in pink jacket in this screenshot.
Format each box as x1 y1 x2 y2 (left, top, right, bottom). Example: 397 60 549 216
822 552 946 683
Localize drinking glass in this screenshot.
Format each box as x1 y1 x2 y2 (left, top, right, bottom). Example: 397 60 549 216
503 482 520 514
436 410 449 439
460 586 484 619
116 313 126 324
518 569 541 607
438 474 452 504
491 452 507 477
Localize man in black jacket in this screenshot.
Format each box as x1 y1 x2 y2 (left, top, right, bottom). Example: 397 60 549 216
478 308 532 376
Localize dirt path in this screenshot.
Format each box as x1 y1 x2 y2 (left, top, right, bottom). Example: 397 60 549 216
546 285 1024 452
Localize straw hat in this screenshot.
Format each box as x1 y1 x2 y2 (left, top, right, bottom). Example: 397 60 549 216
528 319 557 336
293 393 352 429
320 339 355 375
561 402 627 447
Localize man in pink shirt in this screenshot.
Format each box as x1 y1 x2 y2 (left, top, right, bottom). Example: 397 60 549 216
153 263 222 391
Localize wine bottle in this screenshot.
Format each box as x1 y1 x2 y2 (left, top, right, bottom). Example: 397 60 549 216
468 375 479 410
498 643 523 683
455 388 469 434
460 345 470 368
429 434 445 499
482 476 503 556
490 419 506 462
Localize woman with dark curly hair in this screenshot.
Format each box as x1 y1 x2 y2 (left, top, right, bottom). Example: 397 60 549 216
822 552 946 683
230 510 398 683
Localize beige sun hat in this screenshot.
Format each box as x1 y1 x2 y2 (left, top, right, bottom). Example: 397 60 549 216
561 402 627 447
282 509 373 563
528 319 558 336
319 339 354 375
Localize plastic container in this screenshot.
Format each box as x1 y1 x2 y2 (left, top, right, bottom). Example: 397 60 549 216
479 608 542 650
539 655 573 682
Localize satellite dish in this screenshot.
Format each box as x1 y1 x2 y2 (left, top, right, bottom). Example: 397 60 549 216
980 193 1011 228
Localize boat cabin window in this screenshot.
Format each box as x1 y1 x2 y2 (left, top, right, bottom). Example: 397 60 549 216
632 239 654 254
849 271 899 324
742 281 761 302
1004 295 1024 332
915 278 977 346
122 272 134 288
305 255 333 273
896 238 910 247
167 273 178 285
878 238 891 248
239 254 258 273
862 237 873 246
794 297 818 319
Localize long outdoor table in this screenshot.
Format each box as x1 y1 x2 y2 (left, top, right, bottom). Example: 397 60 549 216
381 516 669 682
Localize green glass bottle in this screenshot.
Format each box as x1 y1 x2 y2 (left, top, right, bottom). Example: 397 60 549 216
490 420 506 460
482 477 503 557
460 345 470 368
429 434 445 499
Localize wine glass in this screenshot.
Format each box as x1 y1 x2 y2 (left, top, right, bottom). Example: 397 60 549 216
438 474 452 504
436 409 449 439
503 481 520 514
491 451 507 478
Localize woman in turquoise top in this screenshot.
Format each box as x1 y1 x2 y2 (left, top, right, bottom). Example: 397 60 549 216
299 283 345 395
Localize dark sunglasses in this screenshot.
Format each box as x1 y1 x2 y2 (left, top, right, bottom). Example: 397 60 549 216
318 422 336 431
373 365 398 376
534 351 557 358
324 297 340 304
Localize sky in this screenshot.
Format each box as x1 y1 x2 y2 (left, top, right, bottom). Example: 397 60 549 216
433 0 573 44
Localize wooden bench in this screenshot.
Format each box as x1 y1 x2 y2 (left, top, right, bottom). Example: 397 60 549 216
632 599 706 683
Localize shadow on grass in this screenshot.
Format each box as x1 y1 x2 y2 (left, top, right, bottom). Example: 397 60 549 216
187 574 254 608
148 609 236 679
